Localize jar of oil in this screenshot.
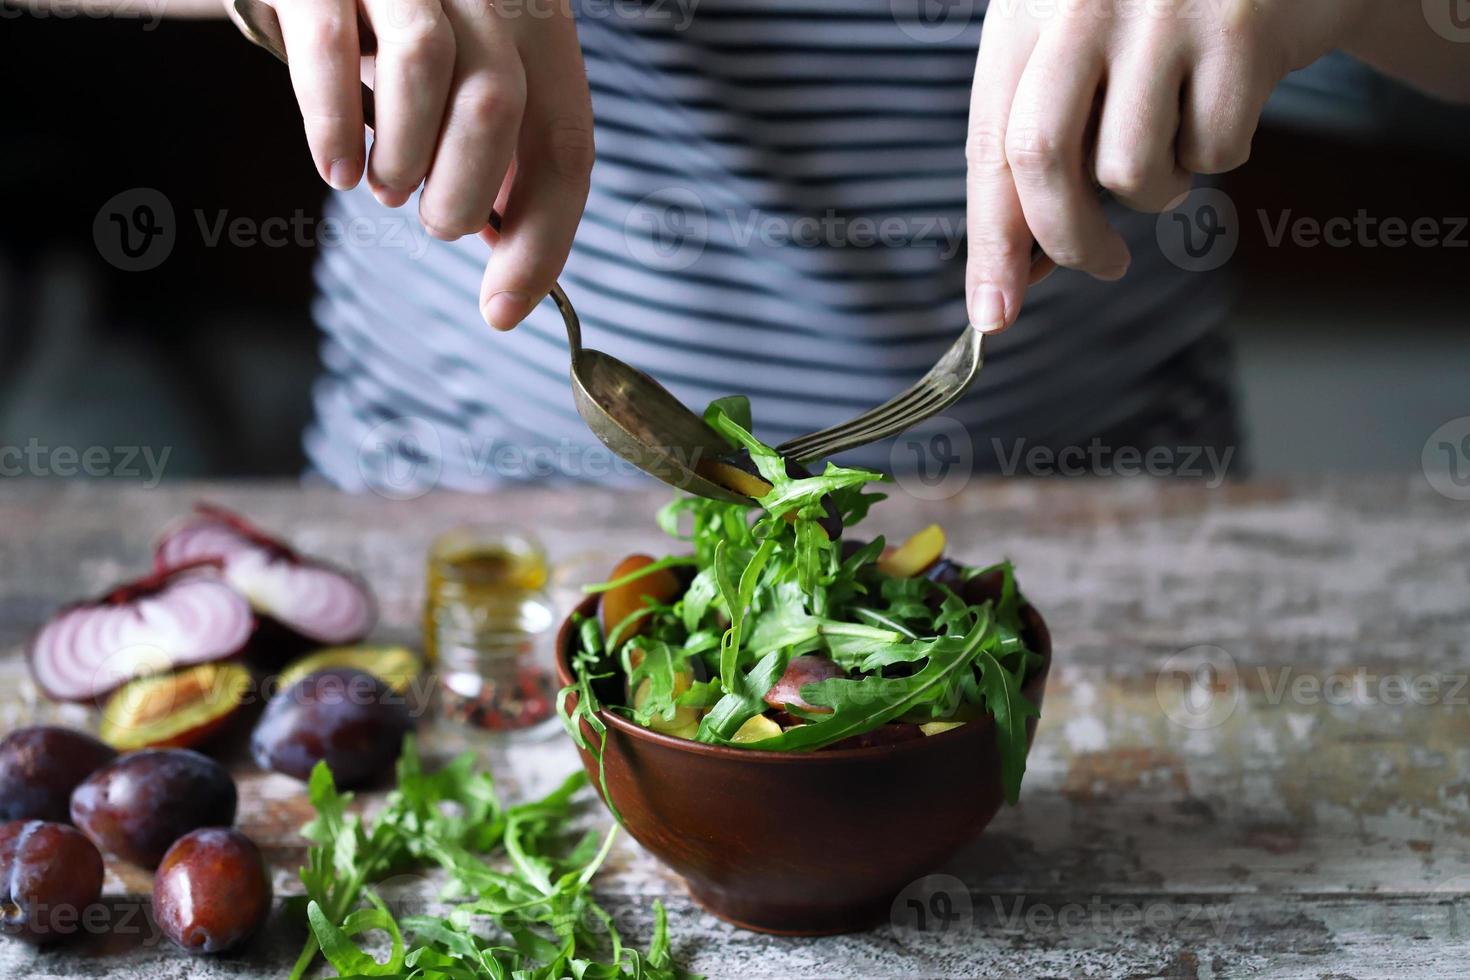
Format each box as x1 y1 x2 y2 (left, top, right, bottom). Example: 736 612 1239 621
424 525 556 731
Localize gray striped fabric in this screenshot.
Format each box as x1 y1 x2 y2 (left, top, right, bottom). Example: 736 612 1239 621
307 0 1260 494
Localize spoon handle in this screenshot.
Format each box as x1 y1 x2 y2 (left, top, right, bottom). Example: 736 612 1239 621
230 0 585 354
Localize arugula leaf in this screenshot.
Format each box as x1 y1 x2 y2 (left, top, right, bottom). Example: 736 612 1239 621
714 535 777 693
680 568 718 634
626 640 682 725
308 895 406 977
556 615 622 825
705 394 753 433
738 612 996 751
697 649 790 742
582 555 697 594
973 648 1040 804
743 605 821 658
294 739 697 980
290 745 423 980
757 466 883 523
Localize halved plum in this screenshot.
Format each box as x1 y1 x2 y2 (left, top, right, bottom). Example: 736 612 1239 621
696 451 843 540
276 645 422 696
98 662 253 751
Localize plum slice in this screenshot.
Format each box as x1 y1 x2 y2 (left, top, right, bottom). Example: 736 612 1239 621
28 564 255 703
599 554 683 651
98 661 253 751
155 504 376 659
626 646 704 739
763 655 846 716
696 451 844 540
276 645 422 695
877 524 946 578
730 713 782 744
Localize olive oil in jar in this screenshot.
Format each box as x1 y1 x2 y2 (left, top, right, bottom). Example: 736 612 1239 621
424 525 556 731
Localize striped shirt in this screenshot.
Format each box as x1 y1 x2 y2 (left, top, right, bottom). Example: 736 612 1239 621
306 1 1367 495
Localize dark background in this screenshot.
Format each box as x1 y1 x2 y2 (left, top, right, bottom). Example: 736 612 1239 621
1 12 1467 479
1 14 321 478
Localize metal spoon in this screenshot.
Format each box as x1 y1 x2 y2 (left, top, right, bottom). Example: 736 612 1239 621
233 0 745 502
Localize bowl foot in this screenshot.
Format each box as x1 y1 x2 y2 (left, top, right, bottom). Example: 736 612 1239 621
683 879 891 936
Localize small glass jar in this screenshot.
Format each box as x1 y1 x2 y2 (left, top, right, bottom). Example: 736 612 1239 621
424 524 557 732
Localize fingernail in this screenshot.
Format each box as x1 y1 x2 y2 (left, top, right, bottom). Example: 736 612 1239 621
483 290 531 331
327 158 359 191
372 184 411 209
969 284 1006 333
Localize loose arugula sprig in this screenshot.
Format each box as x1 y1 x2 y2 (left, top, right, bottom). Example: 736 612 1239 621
561 397 1042 804
290 736 697 980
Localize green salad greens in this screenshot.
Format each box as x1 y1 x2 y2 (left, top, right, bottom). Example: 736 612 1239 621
559 398 1043 805
289 737 696 980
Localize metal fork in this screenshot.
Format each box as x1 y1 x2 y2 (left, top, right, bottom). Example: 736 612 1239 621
776 241 1044 464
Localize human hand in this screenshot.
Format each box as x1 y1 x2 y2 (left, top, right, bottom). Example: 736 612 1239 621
964 0 1367 331
228 0 594 330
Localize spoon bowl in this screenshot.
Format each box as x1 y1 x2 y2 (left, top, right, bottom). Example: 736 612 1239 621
570 348 745 503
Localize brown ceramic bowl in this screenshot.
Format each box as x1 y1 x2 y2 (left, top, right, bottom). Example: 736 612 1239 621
555 588 1051 936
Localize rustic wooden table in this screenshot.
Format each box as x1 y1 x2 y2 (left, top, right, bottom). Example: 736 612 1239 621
1 479 1466 979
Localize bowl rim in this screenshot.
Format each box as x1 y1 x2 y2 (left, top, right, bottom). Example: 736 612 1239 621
555 588 1052 765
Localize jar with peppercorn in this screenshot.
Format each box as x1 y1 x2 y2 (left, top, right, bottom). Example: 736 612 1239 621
424 525 557 732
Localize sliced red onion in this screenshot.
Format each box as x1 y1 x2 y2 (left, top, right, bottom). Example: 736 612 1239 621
29 565 255 703
155 504 376 647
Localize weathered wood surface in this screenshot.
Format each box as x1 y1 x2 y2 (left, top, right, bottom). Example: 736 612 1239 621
0 478 1466 979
